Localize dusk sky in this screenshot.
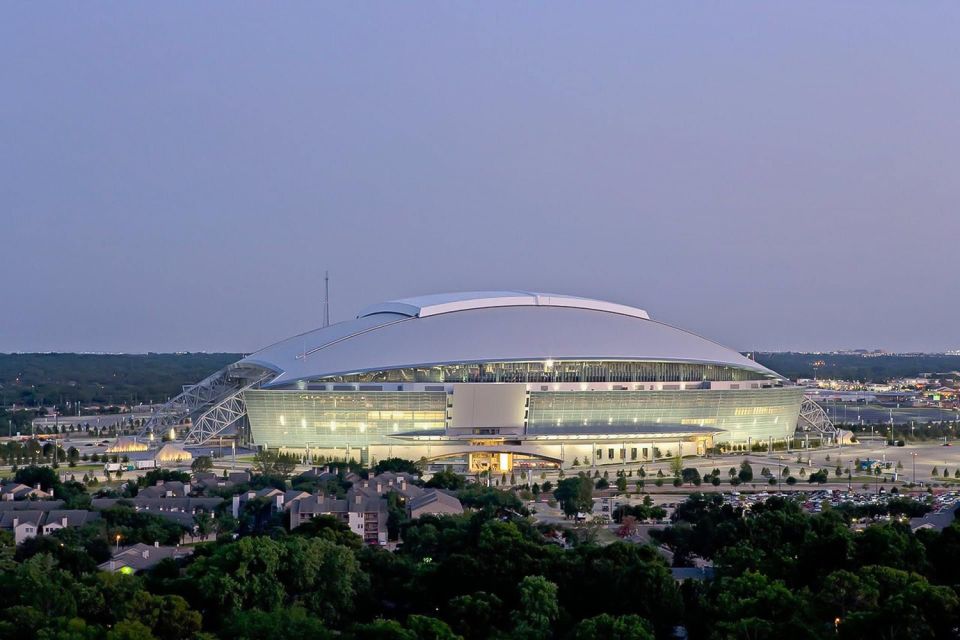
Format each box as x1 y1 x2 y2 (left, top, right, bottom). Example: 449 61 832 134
3 4 959 354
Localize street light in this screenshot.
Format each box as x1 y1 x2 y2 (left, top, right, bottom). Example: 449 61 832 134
115 533 122 551
912 451 918 486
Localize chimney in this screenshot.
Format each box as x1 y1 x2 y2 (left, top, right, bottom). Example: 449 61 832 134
376 482 382 493
275 495 283 510
232 495 240 518
355 494 362 505
61 517 68 527
399 477 406 490
142 549 149 559
154 541 159 548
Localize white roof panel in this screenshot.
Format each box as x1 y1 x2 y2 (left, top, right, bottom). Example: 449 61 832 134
241 292 781 386
357 290 650 320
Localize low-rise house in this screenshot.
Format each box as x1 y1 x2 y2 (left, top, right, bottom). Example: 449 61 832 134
0 500 65 512
671 567 716 582
0 510 44 544
41 510 100 535
297 467 362 485
99 542 193 573
407 489 463 519
138 481 191 499
0 483 53 501
230 487 312 517
193 470 251 494
910 504 960 533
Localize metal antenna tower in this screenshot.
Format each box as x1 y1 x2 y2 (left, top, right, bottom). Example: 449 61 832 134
323 271 330 328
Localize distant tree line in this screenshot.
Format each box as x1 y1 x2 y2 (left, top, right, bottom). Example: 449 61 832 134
0 352 241 409
752 352 960 382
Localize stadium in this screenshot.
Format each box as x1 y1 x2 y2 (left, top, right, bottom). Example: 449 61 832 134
140 291 829 472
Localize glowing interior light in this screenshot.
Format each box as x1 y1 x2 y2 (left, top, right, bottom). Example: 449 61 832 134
279 415 285 426
330 421 337 431
301 418 306 428
544 359 554 368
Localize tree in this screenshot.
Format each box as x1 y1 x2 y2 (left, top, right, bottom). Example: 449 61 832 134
669 455 683 477
425 470 465 491
219 607 331 640
106 620 157 640
191 456 213 474
553 476 593 518
681 468 702 486
447 592 503 640
14 465 58 491
514 576 558 638
738 461 754 483
615 475 628 493
570 614 654 640
373 458 422 476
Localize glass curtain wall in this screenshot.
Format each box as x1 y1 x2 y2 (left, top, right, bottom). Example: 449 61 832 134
245 390 446 449
527 387 803 443
311 361 768 384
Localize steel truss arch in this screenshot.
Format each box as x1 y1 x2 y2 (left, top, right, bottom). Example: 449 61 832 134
796 397 838 442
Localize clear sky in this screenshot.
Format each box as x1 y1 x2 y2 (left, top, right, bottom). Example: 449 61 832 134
3 4 958 354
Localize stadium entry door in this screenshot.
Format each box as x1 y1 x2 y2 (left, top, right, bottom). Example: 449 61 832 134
468 451 514 473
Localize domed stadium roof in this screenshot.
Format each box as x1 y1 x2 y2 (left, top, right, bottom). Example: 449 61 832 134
240 291 780 387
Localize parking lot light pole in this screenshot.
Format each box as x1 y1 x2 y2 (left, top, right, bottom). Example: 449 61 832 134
912 452 917 486
777 456 782 492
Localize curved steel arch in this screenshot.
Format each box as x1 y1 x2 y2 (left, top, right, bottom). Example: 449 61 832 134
797 398 838 441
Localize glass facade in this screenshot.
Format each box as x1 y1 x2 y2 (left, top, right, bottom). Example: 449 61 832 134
308 360 770 384
527 388 804 443
244 390 447 449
